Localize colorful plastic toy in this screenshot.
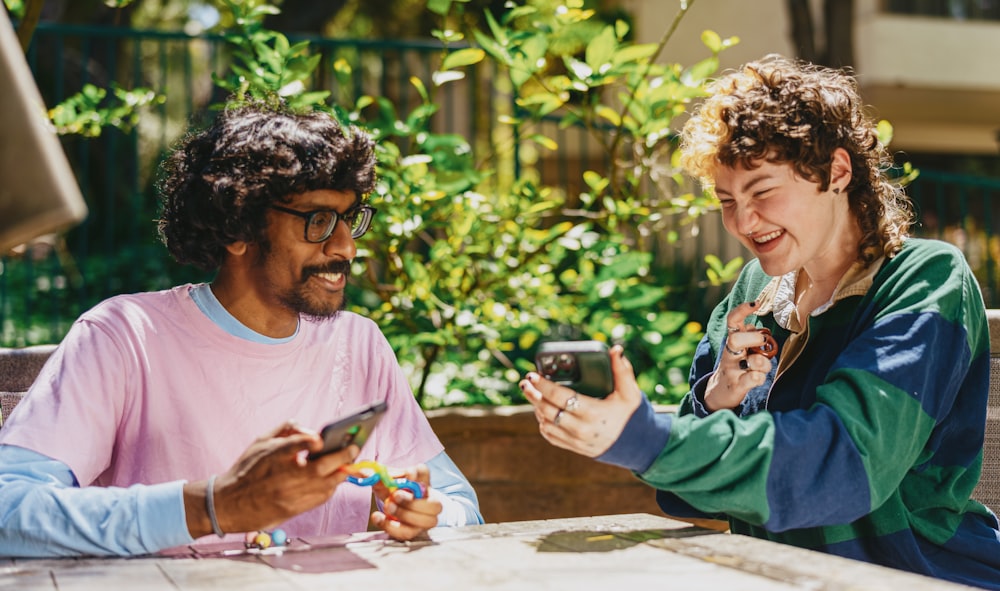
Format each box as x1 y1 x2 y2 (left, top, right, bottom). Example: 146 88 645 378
339 460 425 499
748 328 779 359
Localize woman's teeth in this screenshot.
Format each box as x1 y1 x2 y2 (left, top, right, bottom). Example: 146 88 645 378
753 230 783 243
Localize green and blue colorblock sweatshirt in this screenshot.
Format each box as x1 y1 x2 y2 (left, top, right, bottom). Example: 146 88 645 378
598 238 1000 588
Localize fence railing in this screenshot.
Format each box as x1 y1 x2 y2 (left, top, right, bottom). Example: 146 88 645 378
1 23 998 346
907 170 1000 307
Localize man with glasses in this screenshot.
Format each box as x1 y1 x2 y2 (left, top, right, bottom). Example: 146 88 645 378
0 100 483 557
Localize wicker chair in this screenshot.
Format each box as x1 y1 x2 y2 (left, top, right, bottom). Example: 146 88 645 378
975 310 1000 512
0 344 57 427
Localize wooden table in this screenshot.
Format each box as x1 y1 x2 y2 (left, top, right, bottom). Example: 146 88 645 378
0 513 976 590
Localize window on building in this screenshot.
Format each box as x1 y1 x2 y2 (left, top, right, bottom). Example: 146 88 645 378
885 0 1000 21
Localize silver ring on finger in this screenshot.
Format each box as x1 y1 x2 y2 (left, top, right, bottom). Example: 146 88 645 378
725 342 743 356
727 326 740 334
553 409 564 425
564 395 580 413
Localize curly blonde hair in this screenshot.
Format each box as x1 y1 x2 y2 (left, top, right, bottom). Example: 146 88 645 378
679 54 912 265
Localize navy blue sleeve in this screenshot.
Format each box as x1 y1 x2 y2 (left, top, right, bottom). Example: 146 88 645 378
595 396 672 473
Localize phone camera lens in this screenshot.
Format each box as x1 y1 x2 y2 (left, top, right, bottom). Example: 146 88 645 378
539 355 559 376
556 353 575 371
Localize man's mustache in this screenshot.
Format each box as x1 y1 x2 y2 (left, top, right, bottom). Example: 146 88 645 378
303 260 352 277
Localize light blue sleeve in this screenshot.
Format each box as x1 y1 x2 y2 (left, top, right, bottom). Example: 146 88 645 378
426 451 484 526
0 444 194 557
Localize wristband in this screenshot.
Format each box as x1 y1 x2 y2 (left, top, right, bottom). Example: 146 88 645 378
206 474 225 538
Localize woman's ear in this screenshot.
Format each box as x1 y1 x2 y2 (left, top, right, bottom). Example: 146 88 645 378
830 147 853 192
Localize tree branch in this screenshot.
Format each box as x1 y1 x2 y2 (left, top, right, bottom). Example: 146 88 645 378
824 0 855 68
785 0 817 62
15 0 45 53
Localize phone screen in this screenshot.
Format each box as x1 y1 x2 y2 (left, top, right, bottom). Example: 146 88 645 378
308 401 388 459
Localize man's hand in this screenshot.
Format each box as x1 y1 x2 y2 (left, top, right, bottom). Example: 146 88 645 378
184 420 359 538
369 464 442 541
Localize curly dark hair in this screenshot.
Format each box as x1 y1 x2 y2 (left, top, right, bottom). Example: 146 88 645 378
680 54 912 265
157 101 377 271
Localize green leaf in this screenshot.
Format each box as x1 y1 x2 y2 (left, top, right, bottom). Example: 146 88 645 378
509 65 534 89
516 92 566 116
473 30 509 65
613 43 659 66
333 58 353 86
410 77 429 103
681 56 719 86
427 0 452 16
649 311 688 335
503 5 538 24
615 19 630 41
583 171 609 192
877 119 894 146
585 26 617 73
520 34 549 70
594 105 621 127
406 103 439 128
442 48 486 70
528 134 558 151
701 30 723 53
723 256 745 277
484 9 507 46
599 252 650 279
433 70 466 86
291 90 330 107
616 284 665 310
565 57 593 80
432 29 465 43
248 4 282 19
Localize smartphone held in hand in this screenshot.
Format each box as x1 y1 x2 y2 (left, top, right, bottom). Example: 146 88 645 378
534 340 614 398
308 401 388 459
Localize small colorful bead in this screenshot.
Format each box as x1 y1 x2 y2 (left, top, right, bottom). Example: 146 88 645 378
271 528 288 546
253 532 272 549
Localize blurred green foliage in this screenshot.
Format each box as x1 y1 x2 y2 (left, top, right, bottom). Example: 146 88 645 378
5 0 743 408
48 84 162 137
303 0 736 407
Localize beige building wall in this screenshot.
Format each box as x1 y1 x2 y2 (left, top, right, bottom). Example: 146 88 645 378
621 0 1000 155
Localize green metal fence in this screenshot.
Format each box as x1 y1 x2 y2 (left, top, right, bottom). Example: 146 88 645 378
2 23 503 346
907 170 1000 308
1 23 998 346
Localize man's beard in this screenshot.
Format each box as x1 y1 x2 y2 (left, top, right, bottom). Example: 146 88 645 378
280 260 353 321
256 240 352 320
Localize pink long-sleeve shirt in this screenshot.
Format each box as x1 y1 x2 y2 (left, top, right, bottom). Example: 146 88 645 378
0 284 443 539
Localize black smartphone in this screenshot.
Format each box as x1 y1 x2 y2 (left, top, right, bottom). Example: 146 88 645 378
308 401 388 460
534 340 614 398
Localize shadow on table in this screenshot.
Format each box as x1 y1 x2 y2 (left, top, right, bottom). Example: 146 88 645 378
534 526 717 553
161 531 436 574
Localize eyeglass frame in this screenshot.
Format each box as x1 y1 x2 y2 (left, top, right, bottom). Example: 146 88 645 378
268 203 377 242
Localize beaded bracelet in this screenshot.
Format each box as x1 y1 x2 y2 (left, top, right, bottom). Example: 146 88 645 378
206 474 225 538
245 528 288 549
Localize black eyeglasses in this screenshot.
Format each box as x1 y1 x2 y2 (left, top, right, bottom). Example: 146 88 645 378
269 204 377 242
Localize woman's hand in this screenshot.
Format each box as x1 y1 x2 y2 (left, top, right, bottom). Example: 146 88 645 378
520 344 642 458
704 301 774 412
